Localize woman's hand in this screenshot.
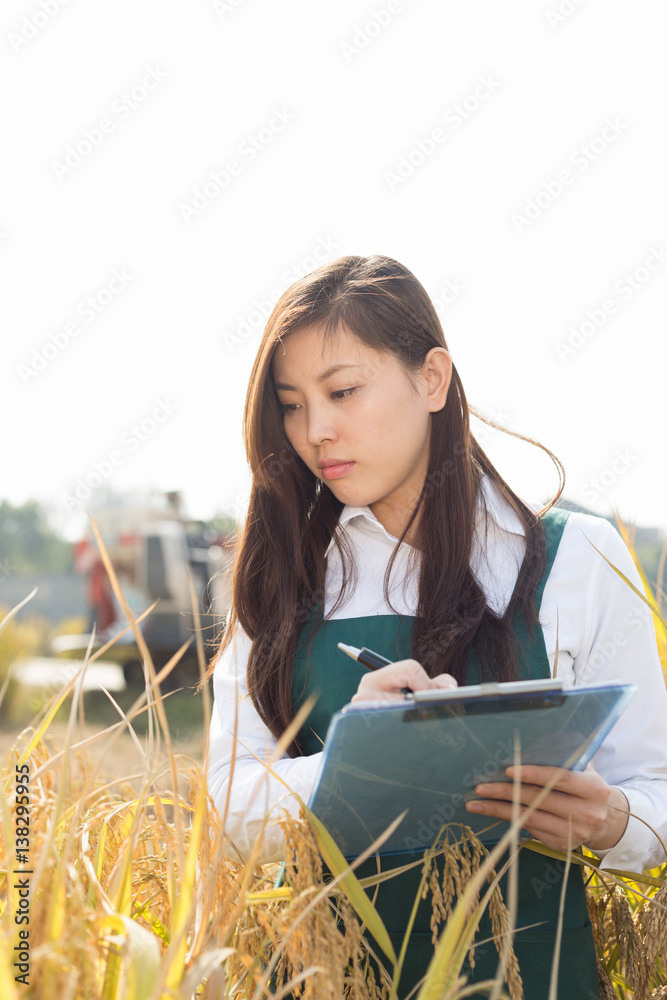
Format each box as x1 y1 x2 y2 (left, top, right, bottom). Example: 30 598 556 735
350 658 458 704
464 763 631 853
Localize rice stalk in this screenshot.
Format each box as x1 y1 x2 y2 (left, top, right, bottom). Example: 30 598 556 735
0 510 666 998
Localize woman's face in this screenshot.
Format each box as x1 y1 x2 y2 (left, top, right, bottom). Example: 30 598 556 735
271 324 451 538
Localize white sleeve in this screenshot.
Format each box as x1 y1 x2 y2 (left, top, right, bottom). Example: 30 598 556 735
206 624 324 865
543 513 667 872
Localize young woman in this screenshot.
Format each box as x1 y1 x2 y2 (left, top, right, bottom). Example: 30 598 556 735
206 254 667 999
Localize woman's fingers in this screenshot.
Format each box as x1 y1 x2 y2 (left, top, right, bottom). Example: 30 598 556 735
464 764 616 852
351 659 458 702
432 672 458 689
467 799 590 849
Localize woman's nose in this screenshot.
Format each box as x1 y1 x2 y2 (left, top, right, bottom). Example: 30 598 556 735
305 405 338 447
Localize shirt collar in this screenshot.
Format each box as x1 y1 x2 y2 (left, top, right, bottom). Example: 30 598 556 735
324 473 527 558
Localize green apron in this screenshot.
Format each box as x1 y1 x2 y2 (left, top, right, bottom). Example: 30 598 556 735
291 507 600 999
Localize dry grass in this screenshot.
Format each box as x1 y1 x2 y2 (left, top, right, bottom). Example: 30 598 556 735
0 513 666 998
0 682 520 999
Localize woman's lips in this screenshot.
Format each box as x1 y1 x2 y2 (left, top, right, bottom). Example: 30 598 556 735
320 462 355 481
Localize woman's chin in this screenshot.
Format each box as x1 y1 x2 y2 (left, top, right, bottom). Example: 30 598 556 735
323 480 379 509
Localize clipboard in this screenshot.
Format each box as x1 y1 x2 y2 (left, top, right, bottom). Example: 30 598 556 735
306 679 636 858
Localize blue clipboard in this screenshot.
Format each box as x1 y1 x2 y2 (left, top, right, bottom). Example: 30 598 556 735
307 680 636 859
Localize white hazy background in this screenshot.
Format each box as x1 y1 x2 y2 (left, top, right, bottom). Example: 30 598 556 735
2 0 665 541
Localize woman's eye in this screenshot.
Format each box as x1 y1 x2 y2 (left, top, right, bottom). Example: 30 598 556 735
331 387 358 401
279 387 359 414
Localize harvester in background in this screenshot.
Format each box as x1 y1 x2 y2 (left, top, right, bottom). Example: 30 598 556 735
54 491 236 687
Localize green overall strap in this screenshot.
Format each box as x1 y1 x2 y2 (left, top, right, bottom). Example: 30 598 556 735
291 507 600 1000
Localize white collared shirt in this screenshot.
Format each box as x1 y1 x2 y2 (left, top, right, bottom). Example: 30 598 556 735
207 475 667 871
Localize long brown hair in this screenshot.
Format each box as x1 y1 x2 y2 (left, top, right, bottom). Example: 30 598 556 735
204 255 565 757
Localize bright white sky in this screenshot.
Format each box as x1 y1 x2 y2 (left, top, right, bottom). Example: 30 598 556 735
2 0 665 542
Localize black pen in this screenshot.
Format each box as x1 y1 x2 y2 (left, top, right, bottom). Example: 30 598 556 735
337 642 413 697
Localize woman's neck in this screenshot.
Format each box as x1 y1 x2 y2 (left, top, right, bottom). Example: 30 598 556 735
368 499 421 549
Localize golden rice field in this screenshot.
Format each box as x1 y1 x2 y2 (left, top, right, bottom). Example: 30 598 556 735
1 516 666 1000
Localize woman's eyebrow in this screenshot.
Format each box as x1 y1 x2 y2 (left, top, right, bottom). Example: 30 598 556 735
274 362 364 391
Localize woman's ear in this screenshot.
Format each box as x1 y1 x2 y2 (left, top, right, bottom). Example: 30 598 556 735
425 348 453 413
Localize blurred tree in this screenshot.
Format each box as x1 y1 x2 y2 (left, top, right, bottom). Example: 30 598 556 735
208 511 238 537
0 499 73 574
